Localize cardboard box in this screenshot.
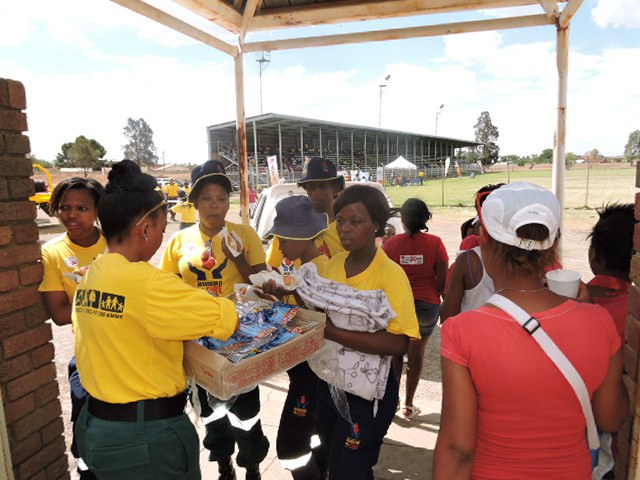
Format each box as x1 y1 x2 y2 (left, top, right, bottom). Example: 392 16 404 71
184 308 326 400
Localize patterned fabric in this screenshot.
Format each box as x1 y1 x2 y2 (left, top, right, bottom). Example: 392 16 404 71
295 262 396 400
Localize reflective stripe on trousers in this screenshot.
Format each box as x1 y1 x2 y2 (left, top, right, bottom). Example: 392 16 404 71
279 435 322 471
228 412 260 431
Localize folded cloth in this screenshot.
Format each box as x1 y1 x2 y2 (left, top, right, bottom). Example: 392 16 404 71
295 262 396 400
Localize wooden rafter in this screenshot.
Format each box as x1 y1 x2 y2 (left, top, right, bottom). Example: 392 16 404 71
239 0 262 43
111 0 236 55
559 0 584 28
171 0 242 33
248 0 565 32
243 14 552 52
538 0 559 20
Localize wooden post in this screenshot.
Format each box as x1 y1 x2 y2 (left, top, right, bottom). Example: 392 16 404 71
300 125 304 165
278 122 283 175
552 22 569 256
386 136 390 163
252 120 258 186
584 161 590 208
364 132 367 168
350 131 354 169
234 50 249 224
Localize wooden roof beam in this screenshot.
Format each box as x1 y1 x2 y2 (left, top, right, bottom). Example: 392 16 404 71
249 0 563 31
171 0 243 33
244 14 552 52
110 0 236 56
239 0 262 43
559 0 584 28
538 0 560 20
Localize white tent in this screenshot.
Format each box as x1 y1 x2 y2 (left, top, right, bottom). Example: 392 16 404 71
385 156 417 170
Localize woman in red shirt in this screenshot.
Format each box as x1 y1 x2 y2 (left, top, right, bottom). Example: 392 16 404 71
434 182 628 479
383 198 448 419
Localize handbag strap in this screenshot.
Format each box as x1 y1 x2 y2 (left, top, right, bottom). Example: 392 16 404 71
487 293 600 450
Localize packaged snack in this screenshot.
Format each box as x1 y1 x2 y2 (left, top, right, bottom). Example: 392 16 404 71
249 270 297 291
197 301 300 363
63 272 83 283
218 226 243 257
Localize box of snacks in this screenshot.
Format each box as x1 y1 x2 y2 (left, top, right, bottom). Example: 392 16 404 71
183 296 326 400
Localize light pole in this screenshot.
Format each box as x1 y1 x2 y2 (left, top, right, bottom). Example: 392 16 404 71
435 104 444 135
378 74 390 128
256 52 270 114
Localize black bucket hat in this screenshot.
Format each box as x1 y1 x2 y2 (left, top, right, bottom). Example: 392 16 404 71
298 157 345 189
264 195 328 240
189 160 232 202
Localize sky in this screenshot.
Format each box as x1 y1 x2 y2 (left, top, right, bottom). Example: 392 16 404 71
0 0 638 165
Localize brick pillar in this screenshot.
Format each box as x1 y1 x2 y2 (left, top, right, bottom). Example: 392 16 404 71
617 163 640 479
0 78 70 479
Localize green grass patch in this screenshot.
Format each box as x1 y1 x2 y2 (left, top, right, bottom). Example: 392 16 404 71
384 167 636 213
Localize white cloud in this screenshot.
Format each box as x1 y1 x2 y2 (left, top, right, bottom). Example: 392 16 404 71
0 10 35 47
592 0 640 29
1 3 637 164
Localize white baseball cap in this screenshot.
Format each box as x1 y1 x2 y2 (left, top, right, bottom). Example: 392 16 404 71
481 182 561 251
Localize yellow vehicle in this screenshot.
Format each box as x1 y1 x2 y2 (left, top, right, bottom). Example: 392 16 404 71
29 164 53 215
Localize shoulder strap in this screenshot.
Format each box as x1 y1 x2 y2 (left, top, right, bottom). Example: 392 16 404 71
465 250 477 287
486 293 600 450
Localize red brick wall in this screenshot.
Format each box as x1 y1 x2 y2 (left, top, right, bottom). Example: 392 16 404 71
615 164 640 479
0 77 70 479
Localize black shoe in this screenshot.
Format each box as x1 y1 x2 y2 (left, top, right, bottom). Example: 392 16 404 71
217 457 237 480
245 463 261 480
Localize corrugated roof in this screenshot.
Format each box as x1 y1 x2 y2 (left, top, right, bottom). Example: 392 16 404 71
207 112 481 148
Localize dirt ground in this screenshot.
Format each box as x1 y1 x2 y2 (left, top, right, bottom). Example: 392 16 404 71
40 201 595 479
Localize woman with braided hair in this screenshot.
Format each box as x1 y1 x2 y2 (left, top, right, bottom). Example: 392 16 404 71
73 160 238 480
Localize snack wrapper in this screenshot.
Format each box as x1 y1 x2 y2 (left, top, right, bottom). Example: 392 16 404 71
63 272 83 283
197 301 301 363
218 226 243 257
249 270 297 291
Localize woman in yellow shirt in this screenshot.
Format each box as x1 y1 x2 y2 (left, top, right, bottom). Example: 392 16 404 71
73 160 238 480
160 160 269 480
39 176 105 480
317 185 420 479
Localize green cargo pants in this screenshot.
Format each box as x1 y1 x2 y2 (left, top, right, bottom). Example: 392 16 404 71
75 403 200 480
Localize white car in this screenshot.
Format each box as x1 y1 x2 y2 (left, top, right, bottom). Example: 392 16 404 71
251 181 402 243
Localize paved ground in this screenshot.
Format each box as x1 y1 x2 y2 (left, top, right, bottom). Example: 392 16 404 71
40 201 594 479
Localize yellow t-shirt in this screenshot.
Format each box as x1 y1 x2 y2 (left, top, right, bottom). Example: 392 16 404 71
170 202 198 223
164 183 180 198
72 253 237 403
160 222 266 296
266 220 343 272
322 248 420 339
39 233 107 302
182 186 192 197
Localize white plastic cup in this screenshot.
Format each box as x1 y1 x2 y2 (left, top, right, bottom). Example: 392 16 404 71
546 269 581 298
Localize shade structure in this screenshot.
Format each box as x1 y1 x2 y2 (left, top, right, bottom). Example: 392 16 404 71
385 156 417 170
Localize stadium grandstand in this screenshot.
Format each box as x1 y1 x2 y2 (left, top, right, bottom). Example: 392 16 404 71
207 113 481 185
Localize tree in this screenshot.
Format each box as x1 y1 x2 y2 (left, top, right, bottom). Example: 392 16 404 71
473 111 500 165
538 148 553 163
584 148 603 163
122 118 158 166
624 130 640 161
565 152 579 163
27 153 53 168
55 136 106 171
68 136 106 176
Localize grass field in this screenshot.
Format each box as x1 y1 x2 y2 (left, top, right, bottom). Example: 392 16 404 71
384 166 637 215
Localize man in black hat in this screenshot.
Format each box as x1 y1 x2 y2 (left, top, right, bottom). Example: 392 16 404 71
266 157 345 270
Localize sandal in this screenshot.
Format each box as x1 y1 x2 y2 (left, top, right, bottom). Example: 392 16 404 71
402 405 421 420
